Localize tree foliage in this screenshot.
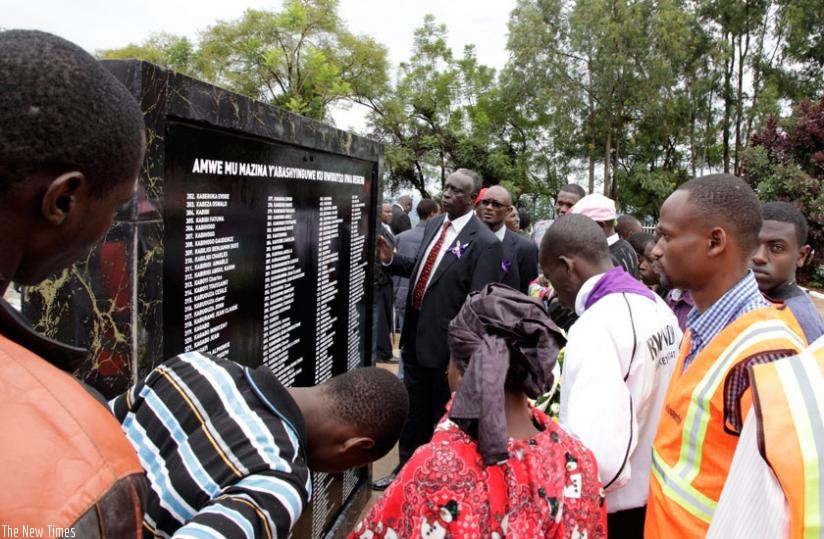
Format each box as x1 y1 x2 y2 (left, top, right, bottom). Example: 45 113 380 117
743 96 824 280
97 0 824 223
362 16 529 200
99 0 388 122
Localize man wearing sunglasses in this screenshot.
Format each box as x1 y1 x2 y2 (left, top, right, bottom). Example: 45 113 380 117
479 185 538 294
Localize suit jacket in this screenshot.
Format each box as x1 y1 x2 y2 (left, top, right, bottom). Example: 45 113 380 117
387 213 503 369
390 204 412 235
392 222 427 314
500 229 539 294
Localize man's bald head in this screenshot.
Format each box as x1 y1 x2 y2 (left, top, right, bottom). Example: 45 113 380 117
479 185 513 232
539 214 613 308
486 185 512 205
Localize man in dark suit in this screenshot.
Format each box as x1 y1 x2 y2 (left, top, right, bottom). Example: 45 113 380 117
479 185 539 294
392 199 439 334
374 202 397 363
373 169 503 489
390 195 412 235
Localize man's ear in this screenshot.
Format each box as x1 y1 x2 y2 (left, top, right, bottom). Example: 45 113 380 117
41 171 85 225
559 254 575 274
341 437 375 455
798 245 812 269
707 227 727 257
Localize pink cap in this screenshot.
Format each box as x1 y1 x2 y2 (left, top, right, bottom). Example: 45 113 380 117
474 187 488 206
570 193 617 221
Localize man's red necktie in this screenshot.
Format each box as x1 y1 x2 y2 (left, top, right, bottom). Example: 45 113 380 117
411 221 451 309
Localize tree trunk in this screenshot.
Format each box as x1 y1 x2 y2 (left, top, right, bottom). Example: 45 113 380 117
414 160 429 198
440 149 446 190
734 10 751 176
604 115 613 196
588 59 596 194
613 102 624 199
722 33 735 174
690 95 697 178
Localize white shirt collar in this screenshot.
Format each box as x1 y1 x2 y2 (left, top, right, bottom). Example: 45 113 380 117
446 209 474 235
493 225 506 242
606 233 619 246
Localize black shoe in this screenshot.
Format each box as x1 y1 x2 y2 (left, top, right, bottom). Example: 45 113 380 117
370 468 400 490
377 356 399 365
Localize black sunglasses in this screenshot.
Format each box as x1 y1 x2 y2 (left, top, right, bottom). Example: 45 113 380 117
479 199 507 209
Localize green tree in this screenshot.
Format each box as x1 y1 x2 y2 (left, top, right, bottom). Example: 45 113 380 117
743 96 824 282
99 0 389 122
505 0 701 211
364 16 527 199
99 33 200 76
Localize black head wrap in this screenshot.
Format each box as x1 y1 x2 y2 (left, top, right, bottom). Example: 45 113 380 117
448 283 564 466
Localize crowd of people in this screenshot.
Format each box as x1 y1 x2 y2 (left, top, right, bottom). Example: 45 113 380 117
3 28 824 538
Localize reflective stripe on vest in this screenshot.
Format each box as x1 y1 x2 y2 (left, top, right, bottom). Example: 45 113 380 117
760 348 824 538
651 447 716 523
652 318 806 523
676 320 806 482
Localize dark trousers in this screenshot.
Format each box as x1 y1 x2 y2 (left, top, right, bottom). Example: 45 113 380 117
373 280 394 361
607 506 645 538
397 361 451 463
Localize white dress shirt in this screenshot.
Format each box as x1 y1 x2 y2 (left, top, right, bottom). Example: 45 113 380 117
413 210 474 291
707 409 788 537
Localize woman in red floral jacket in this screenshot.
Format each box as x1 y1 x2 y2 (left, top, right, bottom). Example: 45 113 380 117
351 283 607 538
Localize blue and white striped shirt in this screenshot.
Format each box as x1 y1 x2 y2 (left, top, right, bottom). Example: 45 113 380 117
683 271 770 371
110 352 311 538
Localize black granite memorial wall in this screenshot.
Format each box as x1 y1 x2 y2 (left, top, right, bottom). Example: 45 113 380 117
21 60 382 538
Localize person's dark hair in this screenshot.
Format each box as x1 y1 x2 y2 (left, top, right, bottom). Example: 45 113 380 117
517 207 531 230
0 30 145 198
616 215 642 239
416 198 438 220
677 174 762 254
455 168 483 198
763 201 809 246
323 367 409 457
628 231 654 258
540 214 611 265
398 195 412 206
559 183 586 199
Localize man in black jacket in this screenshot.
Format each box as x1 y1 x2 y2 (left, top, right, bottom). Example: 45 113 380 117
373 169 502 489
478 185 538 294
390 195 412 235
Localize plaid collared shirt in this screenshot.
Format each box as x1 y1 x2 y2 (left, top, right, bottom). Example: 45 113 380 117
683 271 795 433
682 271 770 371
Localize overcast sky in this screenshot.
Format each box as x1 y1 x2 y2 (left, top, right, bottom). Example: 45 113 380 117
4 0 516 130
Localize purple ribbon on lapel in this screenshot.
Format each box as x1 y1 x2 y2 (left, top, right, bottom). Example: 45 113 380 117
448 240 469 259
584 266 656 309
501 259 512 274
